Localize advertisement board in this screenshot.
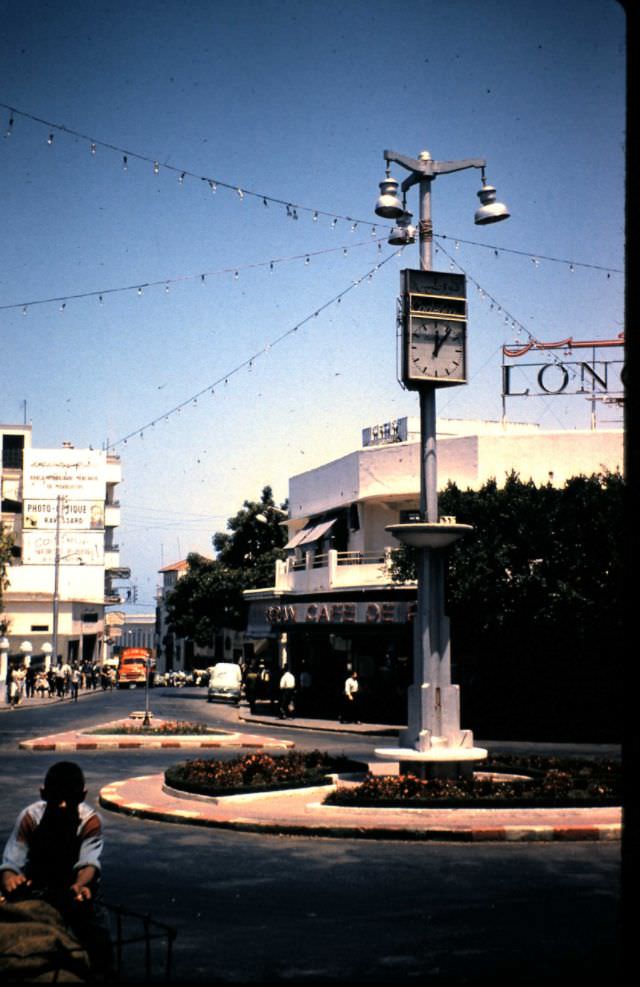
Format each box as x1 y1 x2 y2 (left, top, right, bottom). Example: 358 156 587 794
22 499 105 530
23 449 107 500
21 530 105 566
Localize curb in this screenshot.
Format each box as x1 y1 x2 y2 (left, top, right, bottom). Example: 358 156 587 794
98 777 622 843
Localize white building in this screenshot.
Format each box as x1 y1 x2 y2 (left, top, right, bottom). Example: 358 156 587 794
155 559 246 675
244 417 624 720
0 424 126 676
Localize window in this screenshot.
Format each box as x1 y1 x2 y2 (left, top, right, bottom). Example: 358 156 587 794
31 625 49 632
2 435 24 470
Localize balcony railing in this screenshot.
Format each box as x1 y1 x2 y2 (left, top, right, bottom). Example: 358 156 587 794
275 548 394 592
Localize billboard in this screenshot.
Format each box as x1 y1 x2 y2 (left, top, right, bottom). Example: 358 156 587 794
21 530 105 566
22 499 105 530
23 449 107 500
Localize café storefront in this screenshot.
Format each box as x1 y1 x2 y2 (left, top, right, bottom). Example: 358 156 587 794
245 587 416 723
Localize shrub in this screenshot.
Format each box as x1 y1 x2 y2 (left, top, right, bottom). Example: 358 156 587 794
165 750 361 796
324 754 621 808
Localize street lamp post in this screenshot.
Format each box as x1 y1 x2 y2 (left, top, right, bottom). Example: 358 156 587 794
374 149 509 778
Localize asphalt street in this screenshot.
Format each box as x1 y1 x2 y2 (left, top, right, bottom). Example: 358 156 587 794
0 687 623 983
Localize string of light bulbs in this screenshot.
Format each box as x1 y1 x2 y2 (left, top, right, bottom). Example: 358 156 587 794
106 246 406 450
435 240 588 385
2 101 622 277
0 236 387 314
434 233 622 276
0 101 381 232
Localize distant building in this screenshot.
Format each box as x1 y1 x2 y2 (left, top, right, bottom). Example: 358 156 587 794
0 424 127 679
244 417 624 721
155 559 244 675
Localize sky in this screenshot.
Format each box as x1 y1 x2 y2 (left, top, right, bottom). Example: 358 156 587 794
0 0 626 610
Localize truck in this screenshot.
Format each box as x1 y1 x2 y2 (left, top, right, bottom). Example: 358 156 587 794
117 647 154 689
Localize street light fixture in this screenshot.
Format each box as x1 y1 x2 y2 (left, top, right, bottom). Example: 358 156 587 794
374 147 510 779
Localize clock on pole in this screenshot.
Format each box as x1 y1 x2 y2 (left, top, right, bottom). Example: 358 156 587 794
400 269 467 389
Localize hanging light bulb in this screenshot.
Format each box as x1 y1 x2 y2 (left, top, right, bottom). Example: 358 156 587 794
153 161 159 174
371 226 376 237
305 256 310 265
331 218 338 228
179 172 185 185
22 306 27 316
122 155 128 171
201 274 206 284
47 133 54 145
351 223 357 232
5 114 14 137
165 283 170 293
99 295 104 305
209 180 217 193
313 211 318 222
234 271 239 280
263 197 268 207
137 287 143 296
90 143 97 155
237 188 244 199
270 261 274 272
59 302 66 313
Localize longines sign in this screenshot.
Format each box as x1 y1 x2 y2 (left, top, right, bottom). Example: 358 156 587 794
265 600 417 626
502 335 624 399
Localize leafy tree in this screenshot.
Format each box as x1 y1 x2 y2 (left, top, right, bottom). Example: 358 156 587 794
0 524 14 635
165 486 288 646
390 470 624 740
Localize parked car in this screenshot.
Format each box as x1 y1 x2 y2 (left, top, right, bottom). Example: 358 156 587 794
207 662 242 705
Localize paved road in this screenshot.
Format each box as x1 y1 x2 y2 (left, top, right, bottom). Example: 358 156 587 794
0 687 622 983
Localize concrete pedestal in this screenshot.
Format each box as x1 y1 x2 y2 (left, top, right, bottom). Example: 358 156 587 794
374 745 488 780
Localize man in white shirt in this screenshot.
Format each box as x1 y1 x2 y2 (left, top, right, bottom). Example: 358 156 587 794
278 666 296 719
340 671 360 723
0 761 113 972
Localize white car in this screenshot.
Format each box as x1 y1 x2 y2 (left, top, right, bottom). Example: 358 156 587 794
207 662 242 705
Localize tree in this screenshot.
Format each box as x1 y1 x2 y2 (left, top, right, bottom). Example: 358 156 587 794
165 486 288 647
390 470 624 740
0 524 14 635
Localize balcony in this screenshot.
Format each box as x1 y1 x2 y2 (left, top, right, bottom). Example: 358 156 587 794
274 549 396 593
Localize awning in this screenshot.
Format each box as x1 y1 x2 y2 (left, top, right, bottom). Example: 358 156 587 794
283 528 311 550
297 518 337 546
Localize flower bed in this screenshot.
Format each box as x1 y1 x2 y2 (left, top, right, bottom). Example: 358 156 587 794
87 719 231 736
324 754 621 808
165 750 364 797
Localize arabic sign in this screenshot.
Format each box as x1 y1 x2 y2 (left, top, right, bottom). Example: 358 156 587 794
23 449 107 499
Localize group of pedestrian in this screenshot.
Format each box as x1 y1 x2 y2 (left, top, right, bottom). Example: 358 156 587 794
6 660 115 707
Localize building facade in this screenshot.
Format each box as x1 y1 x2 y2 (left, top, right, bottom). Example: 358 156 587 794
155 560 245 675
0 424 126 679
244 417 624 722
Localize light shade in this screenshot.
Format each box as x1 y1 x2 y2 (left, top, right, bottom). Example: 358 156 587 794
388 210 416 245
474 183 510 225
375 176 404 219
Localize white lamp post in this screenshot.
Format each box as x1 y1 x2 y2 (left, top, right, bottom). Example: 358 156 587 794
374 148 509 779
19 640 33 667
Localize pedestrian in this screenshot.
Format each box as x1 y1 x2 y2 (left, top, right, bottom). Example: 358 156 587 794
244 661 260 714
61 661 72 697
70 665 80 702
278 665 296 719
35 671 48 698
0 761 114 975
47 667 55 697
340 670 360 723
25 664 36 699
298 664 312 716
54 664 65 698
9 668 21 708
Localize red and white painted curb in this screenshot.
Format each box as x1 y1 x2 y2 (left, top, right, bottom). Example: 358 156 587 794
98 775 622 843
18 718 294 752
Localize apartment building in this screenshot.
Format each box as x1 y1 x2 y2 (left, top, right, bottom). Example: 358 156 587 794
0 424 126 676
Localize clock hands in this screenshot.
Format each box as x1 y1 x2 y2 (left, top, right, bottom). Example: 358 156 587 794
432 325 452 357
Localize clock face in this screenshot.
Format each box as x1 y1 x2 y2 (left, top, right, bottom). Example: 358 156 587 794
404 316 466 388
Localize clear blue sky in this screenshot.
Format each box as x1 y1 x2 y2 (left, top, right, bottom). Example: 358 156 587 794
0 0 626 608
